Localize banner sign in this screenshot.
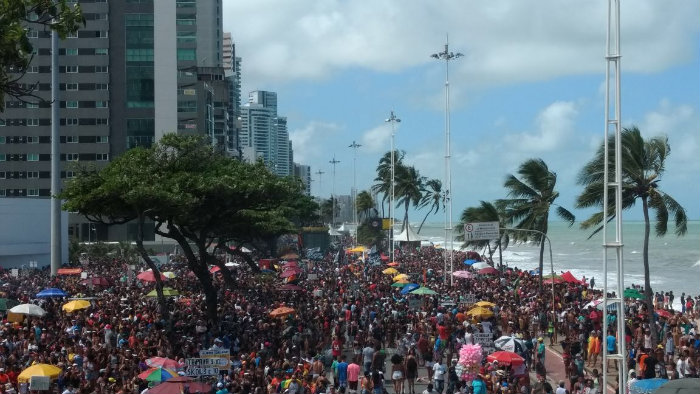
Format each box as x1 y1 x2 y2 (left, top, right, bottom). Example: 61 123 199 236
473 333 495 353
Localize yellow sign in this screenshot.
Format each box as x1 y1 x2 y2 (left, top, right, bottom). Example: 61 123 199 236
382 219 392 230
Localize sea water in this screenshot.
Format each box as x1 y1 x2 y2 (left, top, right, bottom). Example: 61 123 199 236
417 221 700 306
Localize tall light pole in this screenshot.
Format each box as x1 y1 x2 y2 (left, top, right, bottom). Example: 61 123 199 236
385 111 400 263
329 157 340 227
431 38 462 284
349 141 362 241
316 170 325 220
50 26 61 276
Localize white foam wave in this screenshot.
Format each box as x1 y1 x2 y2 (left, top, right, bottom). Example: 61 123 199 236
693 260 700 267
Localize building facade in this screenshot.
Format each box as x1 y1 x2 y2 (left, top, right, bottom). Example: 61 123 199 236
293 163 311 196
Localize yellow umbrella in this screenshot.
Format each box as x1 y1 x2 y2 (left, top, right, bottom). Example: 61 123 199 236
475 301 496 308
395 279 410 284
162 271 177 279
393 274 409 281
146 287 180 297
18 364 62 383
269 306 295 318
62 300 91 313
466 306 494 319
348 246 366 253
382 267 398 275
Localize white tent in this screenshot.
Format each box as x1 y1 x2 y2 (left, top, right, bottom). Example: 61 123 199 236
393 223 427 242
336 223 350 233
328 224 342 236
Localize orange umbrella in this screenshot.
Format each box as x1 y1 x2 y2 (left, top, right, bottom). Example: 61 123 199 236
269 306 295 318
387 262 400 267
137 270 166 282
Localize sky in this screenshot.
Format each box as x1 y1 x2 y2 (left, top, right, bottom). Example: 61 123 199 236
223 0 700 223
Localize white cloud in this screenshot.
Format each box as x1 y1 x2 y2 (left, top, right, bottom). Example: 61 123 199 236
223 0 699 92
289 121 341 163
640 99 700 170
503 101 579 152
361 124 394 153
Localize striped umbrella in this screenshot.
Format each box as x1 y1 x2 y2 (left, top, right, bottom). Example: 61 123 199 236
138 367 178 383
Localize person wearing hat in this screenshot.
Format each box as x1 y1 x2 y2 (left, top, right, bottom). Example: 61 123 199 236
536 337 546 364
471 375 486 394
216 381 230 394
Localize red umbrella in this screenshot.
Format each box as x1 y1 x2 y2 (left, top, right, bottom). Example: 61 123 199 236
561 271 583 284
209 265 221 273
279 269 302 278
79 277 112 287
487 351 525 366
145 357 181 369
277 284 304 291
137 270 166 282
282 261 299 268
147 376 211 394
478 267 499 275
655 309 673 319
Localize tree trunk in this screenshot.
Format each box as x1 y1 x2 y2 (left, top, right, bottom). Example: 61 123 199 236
498 240 503 269
537 231 546 289
417 209 432 234
642 196 657 347
404 200 410 241
207 253 237 290
226 246 260 273
135 213 168 318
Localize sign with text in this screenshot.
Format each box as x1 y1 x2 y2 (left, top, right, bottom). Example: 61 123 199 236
473 333 495 353
185 367 219 376
186 358 228 367
29 376 50 391
459 294 476 305
464 222 500 241
199 349 230 368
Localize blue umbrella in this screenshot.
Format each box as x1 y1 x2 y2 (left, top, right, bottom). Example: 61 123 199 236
36 288 68 298
400 283 420 295
463 259 477 266
630 378 667 394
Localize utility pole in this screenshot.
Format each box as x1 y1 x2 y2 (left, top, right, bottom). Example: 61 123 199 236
349 141 362 242
385 111 401 263
315 170 325 220
50 25 61 276
329 157 340 227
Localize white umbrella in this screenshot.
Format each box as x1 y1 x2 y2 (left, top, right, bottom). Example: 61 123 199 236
225 262 239 267
9 303 47 317
494 336 527 353
472 262 491 270
584 299 603 309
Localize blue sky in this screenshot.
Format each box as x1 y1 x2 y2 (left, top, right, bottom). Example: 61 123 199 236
223 0 700 222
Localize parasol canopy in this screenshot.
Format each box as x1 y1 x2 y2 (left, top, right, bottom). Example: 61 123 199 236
630 378 668 394
269 306 295 318
391 281 410 288
62 300 91 313
463 259 477 266
561 271 583 284
655 309 673 319
487 351 525 366
651 378 700 394
36 288 68 298
471 262 490 270
475 301 496 308
409 286 438 295
18 364 62 383
146 287 180 297
393 274 409 281
9 303 47 317
494 336 527 353
137 270 167 282
387 262 400 267
452 271 472 279
466 306 494 319
280 268 302 278
347 246 365 253
162 271 177 279
399 283 420 295
478 267 499 275
382 268 399 275
624 288 644 299
138 367 179 383
147 376 212 394
145 357 181 369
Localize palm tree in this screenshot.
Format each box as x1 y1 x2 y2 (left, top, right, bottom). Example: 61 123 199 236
576 126 687 346
498 158 575 285
356 190 375 222
394 164 425 241
372 150 404 217
455 201 511 268
417 179 442 233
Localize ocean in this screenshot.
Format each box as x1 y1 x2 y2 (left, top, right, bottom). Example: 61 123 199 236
416 221 700 305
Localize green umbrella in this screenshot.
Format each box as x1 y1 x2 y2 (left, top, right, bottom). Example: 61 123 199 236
624 288 644 299
410 286 438 295
146 288 180 297
0 298 19 311
391 282 409 288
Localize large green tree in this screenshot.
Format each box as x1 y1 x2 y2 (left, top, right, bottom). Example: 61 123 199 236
498 158 575 284
0 0 84 110
356 190 375 222
372 150 404 218
417 178 442 233
576 126 687 346
394 164 424 239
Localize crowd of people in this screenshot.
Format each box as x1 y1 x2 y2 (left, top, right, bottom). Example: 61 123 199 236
0 242 698 394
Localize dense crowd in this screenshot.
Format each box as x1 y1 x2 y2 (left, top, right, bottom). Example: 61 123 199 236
0 242 698 394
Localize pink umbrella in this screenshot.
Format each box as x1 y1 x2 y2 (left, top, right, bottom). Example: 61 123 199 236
452 271 473 279
478 267 499 275
279 269 302 278
147 376 211 394
137 270 166 282
145 357 181 369
278 284 304 291
210 265 221 273
282 261 299 268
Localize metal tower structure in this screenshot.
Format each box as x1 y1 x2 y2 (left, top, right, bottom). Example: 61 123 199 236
602 1 626 392
315 169 325 218
385 111 401 263
349 141 362 240
329 157 340 227
431 38 462 285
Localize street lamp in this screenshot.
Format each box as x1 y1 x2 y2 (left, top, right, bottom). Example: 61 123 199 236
349 141 362 241
315 170 325 220
431 38 463 285
385 111 401 263
329 157 340 227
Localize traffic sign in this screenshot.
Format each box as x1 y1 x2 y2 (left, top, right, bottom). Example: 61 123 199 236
463 222 500 241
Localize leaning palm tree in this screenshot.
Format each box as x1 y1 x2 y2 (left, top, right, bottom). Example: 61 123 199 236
394 164 425 241
417 178 442 233
455 201 511 268
576 126 687 347
372 150 404 217
356 190 375 222
498 158 575 285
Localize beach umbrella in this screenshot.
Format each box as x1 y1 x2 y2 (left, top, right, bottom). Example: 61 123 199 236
478 267 499 275
277 284 304 292
452 271 472 279
494 336 527 353
280 268 302 278
146 288 179 297
209 265 222 273
584 299 604 309
466 306 494 319
282 261 299 268
471 262 491 270
162 271 177 279
147 376 212 394
79 277 112 287
387 262 400 267
652 378 700 394
475 301 496 308
393 274 409 281
400 283 420 295
463 259 477 266
270 306 295 318
225 261 239 267
62 300 91 313
382 267 399 275
561 271 583 284
630 378 668 394
137 271 167 282
409 286 438 295
145 357 181 369
391 282 409 288
280 252 299 260
17 363 62 383
655 309 673 319
9 303 47 317
138 367 178 383
0 298 19 311
486 351 525 366
347 247 365 253
624 288 644 299
36 288 68 298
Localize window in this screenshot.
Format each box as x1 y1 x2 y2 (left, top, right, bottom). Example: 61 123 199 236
98 30 109 38
96 101 108 108
0 154 5 161
95 83 109 90
67 31 78 38
96 48 108 55
26 29 38 38
96 153 109 161
0 172 4 179
66 101 78 108
27 171 39 179
176 17 196 25
0 136 4 143
27 153 39 161
66 136 78 143
66 83 78 91
65 48 78 56
0 120 5 127
95 66 108 73
65 171 75 178
66 118 79 126
177 31 196 43
66 66 78 73
96 118 108 125
177 49 196 61
27 118 39 126
177 101 197 112
27 136 39 144
27 66 39 73
26 102 39 109
96 136 108 143
66 153 79 161
0 190 5 197
126 48 154 62
28 189 39 197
